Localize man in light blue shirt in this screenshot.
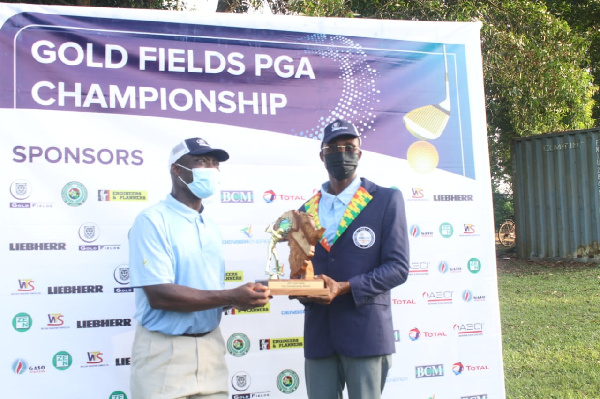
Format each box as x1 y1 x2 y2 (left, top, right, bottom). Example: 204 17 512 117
129 137 271 399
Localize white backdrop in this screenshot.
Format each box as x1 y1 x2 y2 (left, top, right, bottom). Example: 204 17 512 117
1 4 504 398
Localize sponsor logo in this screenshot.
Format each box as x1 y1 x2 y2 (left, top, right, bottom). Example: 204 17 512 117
433 194 474 201
232 371 251 391
462 290 486 303
48 285 104 294
114 265 130 285
12 145 143 166
392 298 417 305
98 190 147 201
241 225 252 238
438 260 462 274
28 364 47 374
422 291 453 305
453 362 490 375
78 223 122 251
43 313 69 330
409 261 429 276
232 393 271 399
12 358 28 375
221 190 254 203
13 279 41 295
353 227 375 248
281 309 305 315
259 337 304 350
461 395 488 399
10 179 32 200
262 190 306 203
109 392 128 399
460 224 480 237
408 327 447 341
53 351 73 370
76 319 132 328
225 304 270 315
223 226 270 245
227 333 251 357
439 222 453 238
410 224 433 238
415 364 444 378
115 357 131 366
467 258 482 274
453 323 484 337
10 242 66 251
393 330 401 342
386 376 409 383
225 271 244 282
62 181 88 206
409 188 426 200
12 312 32 332
276 369 300 394
81 351 108 368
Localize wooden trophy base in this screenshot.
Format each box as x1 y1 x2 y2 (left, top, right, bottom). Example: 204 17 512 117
266 278 329 296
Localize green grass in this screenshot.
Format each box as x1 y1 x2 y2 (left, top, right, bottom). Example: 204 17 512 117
498 259 600 398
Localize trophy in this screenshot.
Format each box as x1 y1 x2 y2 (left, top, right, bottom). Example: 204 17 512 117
264 210 329 296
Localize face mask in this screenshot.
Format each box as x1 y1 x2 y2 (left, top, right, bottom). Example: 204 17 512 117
177 164 220 199
324 151 359 181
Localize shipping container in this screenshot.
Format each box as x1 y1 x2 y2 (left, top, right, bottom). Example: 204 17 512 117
512 128 600 262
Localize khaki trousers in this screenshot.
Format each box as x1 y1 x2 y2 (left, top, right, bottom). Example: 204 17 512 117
130 324 228 399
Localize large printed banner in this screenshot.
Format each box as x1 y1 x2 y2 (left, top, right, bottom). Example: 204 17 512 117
1 4 504 398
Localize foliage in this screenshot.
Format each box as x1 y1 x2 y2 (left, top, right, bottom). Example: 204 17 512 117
497 260 600 397
1 0 181 10
493 192 513 229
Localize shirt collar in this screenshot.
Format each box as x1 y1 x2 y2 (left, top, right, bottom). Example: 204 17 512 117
165 194 203 223
320 176 361 207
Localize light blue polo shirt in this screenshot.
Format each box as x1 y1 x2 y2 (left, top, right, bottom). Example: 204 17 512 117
319 176 361 244
129 194 225 335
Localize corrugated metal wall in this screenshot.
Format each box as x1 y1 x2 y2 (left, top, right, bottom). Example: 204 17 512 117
512 128 600 261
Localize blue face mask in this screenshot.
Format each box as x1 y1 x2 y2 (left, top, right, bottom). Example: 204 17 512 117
177 164 220 199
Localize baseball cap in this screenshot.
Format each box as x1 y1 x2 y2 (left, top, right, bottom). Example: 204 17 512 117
168 137 229 168
322 119 361 145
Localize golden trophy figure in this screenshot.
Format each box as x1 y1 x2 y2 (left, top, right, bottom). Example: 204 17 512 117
265 210 329 296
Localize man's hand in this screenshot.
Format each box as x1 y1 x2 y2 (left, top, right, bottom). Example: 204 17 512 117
230 282 271 311
291 274 350 305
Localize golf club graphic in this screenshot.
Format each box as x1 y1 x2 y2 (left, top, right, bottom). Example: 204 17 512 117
404 45 450 140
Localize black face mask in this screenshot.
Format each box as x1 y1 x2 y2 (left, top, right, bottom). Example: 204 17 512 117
324 151 359 181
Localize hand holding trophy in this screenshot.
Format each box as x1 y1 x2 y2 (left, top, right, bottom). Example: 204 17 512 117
264 210 329 295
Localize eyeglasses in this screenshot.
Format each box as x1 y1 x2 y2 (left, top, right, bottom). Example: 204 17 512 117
321 145 360 155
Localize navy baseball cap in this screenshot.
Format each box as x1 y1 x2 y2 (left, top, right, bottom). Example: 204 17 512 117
322 119 361 145
168 137 229 168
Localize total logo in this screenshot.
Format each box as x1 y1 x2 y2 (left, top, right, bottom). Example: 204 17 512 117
13 279 41 295
453 322 484 337
78 222 122 251
422 290 453 305
409 261 430 276
392 298 417 305
438 260 462 274
259 337 303 350
409 224 433 238
462 290 487 303
262 190 306 203
452 361 490 375
9 180 53 209
408 327 448 341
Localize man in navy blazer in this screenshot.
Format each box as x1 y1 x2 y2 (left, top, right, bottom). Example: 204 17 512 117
298 119 410 399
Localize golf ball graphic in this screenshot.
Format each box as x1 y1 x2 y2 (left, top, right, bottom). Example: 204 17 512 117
407 141 439 173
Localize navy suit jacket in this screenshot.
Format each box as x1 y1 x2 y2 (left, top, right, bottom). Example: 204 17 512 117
301 178 409 359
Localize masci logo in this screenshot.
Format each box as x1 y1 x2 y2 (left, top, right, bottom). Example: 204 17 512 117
232 371 251 392
415 364 444 378
439 222 453 238
53 351 73 370
277 369 300 394
98 190 147 202
259 337 304 350
227 333 250 357
61 181 88 206
12 312 32 332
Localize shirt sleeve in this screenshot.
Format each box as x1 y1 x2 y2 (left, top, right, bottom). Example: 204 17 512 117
128 211 175 287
